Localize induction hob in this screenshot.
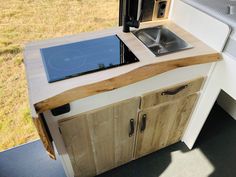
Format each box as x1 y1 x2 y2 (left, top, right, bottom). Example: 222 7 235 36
40 35 139 83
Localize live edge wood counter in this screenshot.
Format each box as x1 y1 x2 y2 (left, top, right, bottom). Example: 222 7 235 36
24 20 221 159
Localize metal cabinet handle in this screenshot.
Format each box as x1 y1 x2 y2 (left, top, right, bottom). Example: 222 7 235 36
161 85 188 95
140 114 147 132
129 119 135 137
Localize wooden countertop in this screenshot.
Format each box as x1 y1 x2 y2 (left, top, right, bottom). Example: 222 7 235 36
24 20 221 118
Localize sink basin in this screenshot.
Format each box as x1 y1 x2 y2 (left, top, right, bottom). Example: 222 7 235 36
132 26 192 56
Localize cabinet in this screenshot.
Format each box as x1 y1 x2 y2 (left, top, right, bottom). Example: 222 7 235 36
59 97 140 177
135 93 198 158
58 77 203 177
135 77 203 158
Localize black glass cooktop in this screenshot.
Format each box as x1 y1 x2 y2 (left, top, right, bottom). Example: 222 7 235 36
40 35 139 83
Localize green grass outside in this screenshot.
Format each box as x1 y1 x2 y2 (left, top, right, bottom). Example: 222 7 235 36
0 0 119 151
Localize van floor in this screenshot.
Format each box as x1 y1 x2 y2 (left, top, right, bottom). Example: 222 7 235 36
0 103 236 177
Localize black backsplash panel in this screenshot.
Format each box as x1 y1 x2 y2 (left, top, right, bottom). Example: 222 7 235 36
141 0 155 22
119 0 155 25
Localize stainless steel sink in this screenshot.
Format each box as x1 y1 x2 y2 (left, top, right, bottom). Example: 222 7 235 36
132 26 192 56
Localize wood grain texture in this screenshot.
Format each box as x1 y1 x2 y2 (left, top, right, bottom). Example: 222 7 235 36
33 115 56 159
87 106 115 174
34 54 218 114
59 114 96 177
24 20 221 118
135 93 198 158
141 77 204 109
59 97 140 176
113 97 140 166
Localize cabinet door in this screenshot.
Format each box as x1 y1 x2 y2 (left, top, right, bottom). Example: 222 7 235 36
59 97 140 177
135 94 198 158
59 114 96 177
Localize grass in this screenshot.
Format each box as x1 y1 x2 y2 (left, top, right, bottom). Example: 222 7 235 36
0 0 119 151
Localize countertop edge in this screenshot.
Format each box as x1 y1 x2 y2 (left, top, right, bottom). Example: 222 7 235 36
34 52 221 114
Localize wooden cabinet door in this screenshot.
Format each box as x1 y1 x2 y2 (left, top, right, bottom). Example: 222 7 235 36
59 114 97 177
59 97 140 177
135 94 198 158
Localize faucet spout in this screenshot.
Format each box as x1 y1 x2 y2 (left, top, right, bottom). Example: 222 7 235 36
123 0 142 32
